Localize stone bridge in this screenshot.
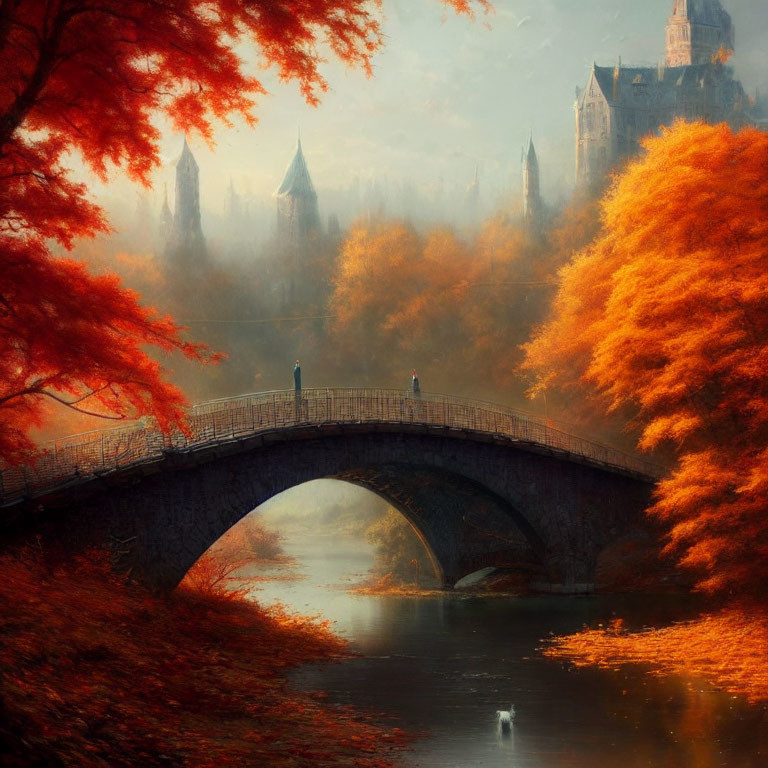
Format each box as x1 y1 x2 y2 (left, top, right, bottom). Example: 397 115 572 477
0 389 660 592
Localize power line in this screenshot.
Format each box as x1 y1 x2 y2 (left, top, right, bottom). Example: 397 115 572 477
180 314 336 325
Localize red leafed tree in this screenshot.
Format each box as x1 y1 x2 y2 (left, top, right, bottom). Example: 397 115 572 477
523 121 768 597
0 0 489 464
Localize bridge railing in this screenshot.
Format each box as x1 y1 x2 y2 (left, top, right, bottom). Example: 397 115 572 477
0 388 662 504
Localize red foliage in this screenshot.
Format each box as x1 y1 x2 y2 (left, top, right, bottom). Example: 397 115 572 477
524 122 768 596
178 550 255 600
439 0 492 16
0 549 410 766
0 0 488 463
179 516 293 599
0 241 213 463
212 513 290 564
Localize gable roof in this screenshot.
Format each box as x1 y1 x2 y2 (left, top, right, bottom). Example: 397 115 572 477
582 62 736 108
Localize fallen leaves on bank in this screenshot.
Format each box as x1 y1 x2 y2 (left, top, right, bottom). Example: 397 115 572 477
349 573 442 597
0 549 410 767
543 608 768 704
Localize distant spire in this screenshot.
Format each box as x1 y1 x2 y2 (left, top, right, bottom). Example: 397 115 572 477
159 182 173 239
523 133 542 232
523 134 538 171
275 133 320 242
275 134 316 198
177 135 198 170
169 136 204 255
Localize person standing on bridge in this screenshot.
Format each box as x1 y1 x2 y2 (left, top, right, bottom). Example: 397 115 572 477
293 360 302 421
293 360 302 391
411 370 420 398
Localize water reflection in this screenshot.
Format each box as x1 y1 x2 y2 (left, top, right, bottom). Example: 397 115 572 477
248 531 767 768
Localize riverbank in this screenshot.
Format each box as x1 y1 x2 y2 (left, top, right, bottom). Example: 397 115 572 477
0 549 409 767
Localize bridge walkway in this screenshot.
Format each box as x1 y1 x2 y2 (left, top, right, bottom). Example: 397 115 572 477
0 388 661 506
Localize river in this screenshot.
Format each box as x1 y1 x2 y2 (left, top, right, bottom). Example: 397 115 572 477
245 531 767 768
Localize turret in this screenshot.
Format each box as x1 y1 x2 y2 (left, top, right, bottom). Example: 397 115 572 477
274 134 320 242
171 137 204 247
159 183 173 239
666 0 734 67
523 135 542 231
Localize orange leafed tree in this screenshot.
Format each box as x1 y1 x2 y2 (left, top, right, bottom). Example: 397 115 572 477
0 0 489 464
523 121 768 596
329 214 561 398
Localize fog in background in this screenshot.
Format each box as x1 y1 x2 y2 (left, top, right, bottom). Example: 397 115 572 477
64 0 768 430
90 0 768 235
58 0 768 574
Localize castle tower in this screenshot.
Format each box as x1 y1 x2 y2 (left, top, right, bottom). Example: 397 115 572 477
168 137 205 255
666 0 734 67
523 135 543 231
274 134 320 242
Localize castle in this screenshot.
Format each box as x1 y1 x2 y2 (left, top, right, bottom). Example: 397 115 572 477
163 134 322 253
575 0 750 188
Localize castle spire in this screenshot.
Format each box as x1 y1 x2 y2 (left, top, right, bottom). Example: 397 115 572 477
274 133 320 241
523 134 542 232
167 136 205 257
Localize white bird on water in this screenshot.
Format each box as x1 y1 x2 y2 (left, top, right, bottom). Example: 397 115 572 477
496 705 515 731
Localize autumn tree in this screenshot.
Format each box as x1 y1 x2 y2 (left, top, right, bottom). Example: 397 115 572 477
524 121 768 597
365 506 439 586
328 214 560 400
0 0 489 464
329 218 425 384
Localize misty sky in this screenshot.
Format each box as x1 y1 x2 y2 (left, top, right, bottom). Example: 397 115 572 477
103 0 768 226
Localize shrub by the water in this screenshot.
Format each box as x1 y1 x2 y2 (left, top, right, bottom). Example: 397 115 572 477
0 548 408 767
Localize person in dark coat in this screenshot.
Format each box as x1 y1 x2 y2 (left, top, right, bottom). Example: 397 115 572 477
293 360 302 391
411 369 420 397
293 360 302 420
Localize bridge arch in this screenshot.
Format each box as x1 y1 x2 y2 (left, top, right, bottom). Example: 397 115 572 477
2 390 658 593
104 441 555 591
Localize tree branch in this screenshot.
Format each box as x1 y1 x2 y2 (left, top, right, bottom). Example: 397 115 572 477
36 389 128 420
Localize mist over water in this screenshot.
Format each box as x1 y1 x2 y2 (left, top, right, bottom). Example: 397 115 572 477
247 484 767 768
